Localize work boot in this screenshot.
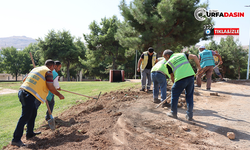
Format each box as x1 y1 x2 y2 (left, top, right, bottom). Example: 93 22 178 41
153 98 161 104
206 88 211 91
140 88 145 92
194 85 201 88
162 102 171 108
11 140 26 147
167 112 178 119
185 114 193 121
26 131 42 140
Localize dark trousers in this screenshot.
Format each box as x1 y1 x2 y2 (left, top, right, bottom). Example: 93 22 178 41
12 89 37 142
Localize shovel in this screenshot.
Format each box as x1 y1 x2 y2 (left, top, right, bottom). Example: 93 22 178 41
45 100 56 130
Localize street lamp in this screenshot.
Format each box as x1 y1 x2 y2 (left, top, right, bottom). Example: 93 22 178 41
245 5 250 79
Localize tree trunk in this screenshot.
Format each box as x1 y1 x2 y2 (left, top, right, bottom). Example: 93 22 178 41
238 66 240 80
15 72 18 81
67 60 70 81
112 55 116 70
79 69 83 82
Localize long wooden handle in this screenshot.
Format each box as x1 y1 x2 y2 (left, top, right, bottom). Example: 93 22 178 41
201 64 220 79
195 67 206 77
29 52 36 68
45 100 52 115
155 94 171 108
60 89 98 99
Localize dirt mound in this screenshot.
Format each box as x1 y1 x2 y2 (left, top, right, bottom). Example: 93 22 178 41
4 81 250 149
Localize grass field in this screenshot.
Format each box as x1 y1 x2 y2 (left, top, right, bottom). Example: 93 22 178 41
0 81 140 149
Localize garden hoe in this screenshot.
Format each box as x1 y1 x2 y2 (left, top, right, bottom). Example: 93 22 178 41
60 89 101 103
45 100 56 130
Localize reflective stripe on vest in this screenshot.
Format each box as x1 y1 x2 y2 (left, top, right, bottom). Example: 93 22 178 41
20 85 46 103
21 66 50 104
141 51 157 70
199 50 215 68
166 53 195 82
151 58 170 78
29 71 45 81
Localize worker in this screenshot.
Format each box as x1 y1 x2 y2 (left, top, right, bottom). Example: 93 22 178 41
151 56 170 104
137 47 158 92
196 46 223 90
35 61 62 121
213 50 225 81
11 59 64 147
163 50 201 121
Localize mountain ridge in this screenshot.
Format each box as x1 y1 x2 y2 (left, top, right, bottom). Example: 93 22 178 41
0 36 37 50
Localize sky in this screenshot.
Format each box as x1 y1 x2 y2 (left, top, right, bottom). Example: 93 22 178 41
0 0 250 46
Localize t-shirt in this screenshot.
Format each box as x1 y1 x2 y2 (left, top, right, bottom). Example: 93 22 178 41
141 53 157 69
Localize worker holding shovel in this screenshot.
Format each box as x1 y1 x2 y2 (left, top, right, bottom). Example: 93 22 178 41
196 46 223 90
11 60 64 147
163 50 201 121
35 61 62 121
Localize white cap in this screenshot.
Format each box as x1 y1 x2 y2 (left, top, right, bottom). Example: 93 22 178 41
199 45 205 49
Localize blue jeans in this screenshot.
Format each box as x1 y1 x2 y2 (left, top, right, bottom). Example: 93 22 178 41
171 76 194 118
12 89 37 142
151 72 167 101
35 95 55 120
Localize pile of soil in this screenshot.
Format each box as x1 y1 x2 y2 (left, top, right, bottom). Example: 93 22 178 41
4 80 250 150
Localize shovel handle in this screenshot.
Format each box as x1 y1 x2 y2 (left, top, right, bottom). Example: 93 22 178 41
155 94 171 108
45 100 52 116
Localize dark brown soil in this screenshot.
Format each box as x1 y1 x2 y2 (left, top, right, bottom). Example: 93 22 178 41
4 81 250 150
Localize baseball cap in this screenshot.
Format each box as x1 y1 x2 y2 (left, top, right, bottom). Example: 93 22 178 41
199 45 205 49
148 47 154 53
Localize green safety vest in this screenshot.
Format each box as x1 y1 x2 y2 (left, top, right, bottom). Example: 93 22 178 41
141 51 157 70
151 58 170 78
165 53 195 82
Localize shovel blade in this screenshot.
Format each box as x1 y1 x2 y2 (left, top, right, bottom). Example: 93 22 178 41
48 118 56 130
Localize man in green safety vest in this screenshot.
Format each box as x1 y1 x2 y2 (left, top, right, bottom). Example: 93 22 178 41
151 57 170 104
163 50 201 121
137 47 158 92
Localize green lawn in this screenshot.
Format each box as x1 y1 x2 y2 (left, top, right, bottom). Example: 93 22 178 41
0 81 140 149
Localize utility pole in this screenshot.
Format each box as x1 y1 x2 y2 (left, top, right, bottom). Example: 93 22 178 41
245 5 250 79
135 50 137 79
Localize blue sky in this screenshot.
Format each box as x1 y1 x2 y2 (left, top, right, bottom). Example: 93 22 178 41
0 0 249 46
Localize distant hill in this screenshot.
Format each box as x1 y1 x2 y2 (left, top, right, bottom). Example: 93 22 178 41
0 36 37 50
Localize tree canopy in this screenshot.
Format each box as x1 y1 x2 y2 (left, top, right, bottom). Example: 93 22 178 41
37 30 86 81
116 0 212 52
0 47 31 81
83 15 127 79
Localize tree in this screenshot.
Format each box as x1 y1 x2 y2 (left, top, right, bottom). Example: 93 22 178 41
37 30 86 81
116 0 212 52
84 16 127 71
216 36 247 79
23 43 44 67
0 47 31 81
79 49 110 80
